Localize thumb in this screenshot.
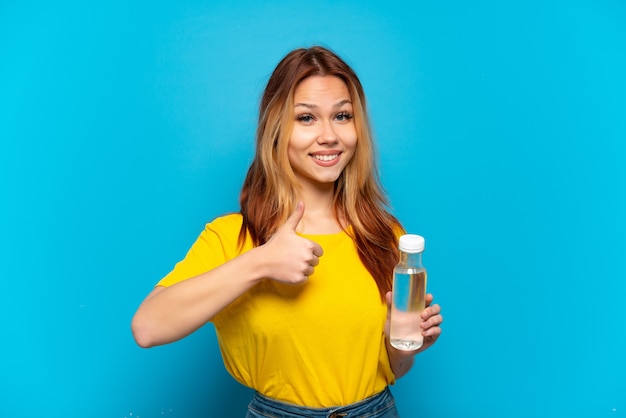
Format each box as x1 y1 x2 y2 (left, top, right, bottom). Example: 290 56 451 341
282 201 305 232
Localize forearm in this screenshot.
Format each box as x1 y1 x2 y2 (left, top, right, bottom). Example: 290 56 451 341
131 248 265 347
386 340 415 379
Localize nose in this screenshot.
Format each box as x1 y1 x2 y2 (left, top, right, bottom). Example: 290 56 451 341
318 120 338 144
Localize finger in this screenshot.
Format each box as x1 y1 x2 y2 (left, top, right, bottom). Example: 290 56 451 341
281 201 305 231
421 303 441 320
422 324 442 338
425 293 434 306
311 242 324 257
385 291 392 318
309 255 320 267
421 314 443 329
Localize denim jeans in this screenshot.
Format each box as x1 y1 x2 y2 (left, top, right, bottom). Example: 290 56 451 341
246 386 400 418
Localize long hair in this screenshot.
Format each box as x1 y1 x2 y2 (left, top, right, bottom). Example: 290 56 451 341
239 45 403 300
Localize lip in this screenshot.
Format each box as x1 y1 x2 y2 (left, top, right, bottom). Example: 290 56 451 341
309 151 342 167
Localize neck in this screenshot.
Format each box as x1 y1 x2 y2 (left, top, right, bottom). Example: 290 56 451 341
296 184 344 234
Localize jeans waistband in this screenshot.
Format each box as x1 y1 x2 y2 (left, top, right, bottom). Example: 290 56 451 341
246 386 399 418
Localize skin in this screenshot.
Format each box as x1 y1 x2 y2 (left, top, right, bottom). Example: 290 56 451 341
131 75 443 380
287 75 357 234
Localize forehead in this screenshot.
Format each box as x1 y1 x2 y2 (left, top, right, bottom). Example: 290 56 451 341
293 75 350 102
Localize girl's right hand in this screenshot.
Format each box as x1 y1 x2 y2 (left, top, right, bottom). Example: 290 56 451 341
259 202 323 285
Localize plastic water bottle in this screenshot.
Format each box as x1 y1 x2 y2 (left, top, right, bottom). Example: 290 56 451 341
390 234 427 351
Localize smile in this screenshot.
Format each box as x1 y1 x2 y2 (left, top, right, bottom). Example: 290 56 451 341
311 154 340 162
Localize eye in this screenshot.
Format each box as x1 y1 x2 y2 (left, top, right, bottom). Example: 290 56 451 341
336 112 354 122
296 113 315 124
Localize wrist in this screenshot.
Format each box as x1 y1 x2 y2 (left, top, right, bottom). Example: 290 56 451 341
386 338 416 378
244 246 269 283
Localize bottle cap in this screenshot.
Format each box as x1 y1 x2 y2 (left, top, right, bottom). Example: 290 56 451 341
398 234 425 253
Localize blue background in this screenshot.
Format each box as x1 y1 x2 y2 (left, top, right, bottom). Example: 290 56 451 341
1 1 625 417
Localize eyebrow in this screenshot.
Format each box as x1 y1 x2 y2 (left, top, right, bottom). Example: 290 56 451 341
294 99 352 109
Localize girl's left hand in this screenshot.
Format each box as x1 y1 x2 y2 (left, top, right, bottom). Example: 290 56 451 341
384 292 443 355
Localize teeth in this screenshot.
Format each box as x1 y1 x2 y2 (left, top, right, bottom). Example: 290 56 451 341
312 154 339 162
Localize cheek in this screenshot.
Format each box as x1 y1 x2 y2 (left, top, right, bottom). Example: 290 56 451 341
287 144 299 168
342 134 358 167
287 134 310 169
343 130 358 154
289 126 316 149
340 125 358 144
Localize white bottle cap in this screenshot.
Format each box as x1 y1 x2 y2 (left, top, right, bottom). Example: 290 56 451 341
399 234 425 253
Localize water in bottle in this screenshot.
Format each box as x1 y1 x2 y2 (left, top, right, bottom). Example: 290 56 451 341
390 234 427 351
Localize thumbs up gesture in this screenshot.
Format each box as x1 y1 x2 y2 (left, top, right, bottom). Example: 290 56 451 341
260 202 324 285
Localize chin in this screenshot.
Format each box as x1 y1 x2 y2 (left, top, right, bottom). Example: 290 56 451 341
318 177 341 186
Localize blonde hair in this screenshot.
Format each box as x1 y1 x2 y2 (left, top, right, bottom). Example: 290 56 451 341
239 46 402 299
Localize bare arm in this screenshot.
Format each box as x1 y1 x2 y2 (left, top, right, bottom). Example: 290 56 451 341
132 247 266 347
131 202 323 348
